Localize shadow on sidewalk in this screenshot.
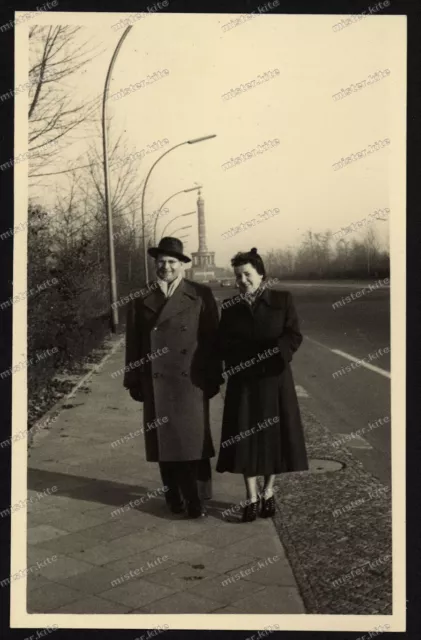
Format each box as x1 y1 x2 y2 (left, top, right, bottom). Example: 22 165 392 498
28 467 237 523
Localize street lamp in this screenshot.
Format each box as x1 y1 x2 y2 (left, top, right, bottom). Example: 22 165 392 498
102 25 133 332
160 211 196 239
140 135 216 281
153 185 201 244
168 224 193 237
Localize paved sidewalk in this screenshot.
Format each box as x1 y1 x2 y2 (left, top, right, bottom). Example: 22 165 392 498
27 340 306 614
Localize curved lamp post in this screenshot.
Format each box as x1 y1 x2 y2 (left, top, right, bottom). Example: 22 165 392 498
153 186 201 244
140 135 216 281
168 224 193 237
160 211 196 239
102 25 133 332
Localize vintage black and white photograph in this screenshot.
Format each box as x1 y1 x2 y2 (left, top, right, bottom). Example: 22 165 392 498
8 6 405 632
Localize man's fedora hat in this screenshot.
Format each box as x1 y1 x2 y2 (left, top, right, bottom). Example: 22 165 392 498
148 236 191 263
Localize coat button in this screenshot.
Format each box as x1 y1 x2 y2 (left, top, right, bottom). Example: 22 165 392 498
153 373 160 378
181 326 187 331
181 348 187 354
181 371 188 377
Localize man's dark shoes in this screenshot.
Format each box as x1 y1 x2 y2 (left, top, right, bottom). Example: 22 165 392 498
169 499 185 514
186 500 207 518
165 490 185 514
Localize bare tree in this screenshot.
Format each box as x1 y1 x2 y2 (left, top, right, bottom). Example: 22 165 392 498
263 225 389 279
363 225 380 276
334 238 351 275
28 26 102 178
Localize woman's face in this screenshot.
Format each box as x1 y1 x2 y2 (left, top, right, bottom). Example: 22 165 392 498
234 263 263 294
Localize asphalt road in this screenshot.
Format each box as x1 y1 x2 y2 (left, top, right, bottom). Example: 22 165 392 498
212 280 391 486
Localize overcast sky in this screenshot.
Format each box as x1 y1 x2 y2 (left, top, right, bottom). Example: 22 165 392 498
25 11 404 267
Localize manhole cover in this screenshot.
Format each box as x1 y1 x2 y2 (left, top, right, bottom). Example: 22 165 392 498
308 458 345 473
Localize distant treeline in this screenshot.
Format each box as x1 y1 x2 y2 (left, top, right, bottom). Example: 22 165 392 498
263 229 389 280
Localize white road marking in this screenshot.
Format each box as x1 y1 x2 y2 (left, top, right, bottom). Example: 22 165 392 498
304 337 391 379
295 385 309 398
334 434 373 449
304 336 333 349
331 348 391 379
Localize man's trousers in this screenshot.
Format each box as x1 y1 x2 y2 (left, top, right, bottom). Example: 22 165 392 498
159 459 212 507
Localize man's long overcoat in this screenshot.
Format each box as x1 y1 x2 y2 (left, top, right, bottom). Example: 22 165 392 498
123 278 220 462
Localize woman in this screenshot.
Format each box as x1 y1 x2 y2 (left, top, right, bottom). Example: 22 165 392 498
216 248 308 522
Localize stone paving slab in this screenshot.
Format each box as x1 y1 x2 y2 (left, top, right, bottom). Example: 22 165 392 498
28 505 78 525
49 515 152 544
97 577 178 609
186 520 265 549
222 533 286 560
52 595 132 614
28 581 86 613
197 548 258 576
27 342 306 614
38 511 108 534
140 561 220 592
27 544 61 565
27 524 71 545
32 554 98 581
29 530 109 555
133 590 223 614
27 573 57 592
150 515 213 539
232 585 306 614
182 572 266 607
67 529 177 566
146 539 217 564
102 549 178 579
226 557 298 587
53 564 127 595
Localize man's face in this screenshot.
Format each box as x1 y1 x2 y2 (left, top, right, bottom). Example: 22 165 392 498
155 254 183 282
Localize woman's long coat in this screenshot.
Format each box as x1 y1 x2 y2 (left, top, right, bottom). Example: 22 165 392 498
216 287 308 475
123 279 221 462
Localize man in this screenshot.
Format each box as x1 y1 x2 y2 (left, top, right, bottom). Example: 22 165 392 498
124 237 221 518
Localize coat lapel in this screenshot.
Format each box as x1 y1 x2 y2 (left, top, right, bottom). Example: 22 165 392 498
258 287 286 309
154 279 198 326
143 285 167 315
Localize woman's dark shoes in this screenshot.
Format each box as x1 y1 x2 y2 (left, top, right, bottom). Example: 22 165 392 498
241 500 259 522
260 495 276 518
187 501 208 518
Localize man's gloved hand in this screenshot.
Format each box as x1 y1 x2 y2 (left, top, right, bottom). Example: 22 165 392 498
129 388 144 402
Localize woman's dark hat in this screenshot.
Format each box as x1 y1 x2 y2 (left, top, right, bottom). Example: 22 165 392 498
148 237 191 263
